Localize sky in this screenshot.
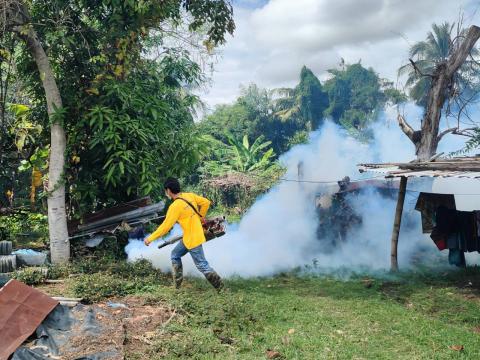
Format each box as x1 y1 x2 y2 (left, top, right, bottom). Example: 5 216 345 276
199 0 480 109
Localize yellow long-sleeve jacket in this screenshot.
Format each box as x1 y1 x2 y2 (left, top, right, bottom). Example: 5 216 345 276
145 192 211 249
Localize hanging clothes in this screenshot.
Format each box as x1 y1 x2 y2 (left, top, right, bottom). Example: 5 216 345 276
475 211 480 250
415 193 456 233
457 211 477 252
430 206 458 251
455 211 480 252
476 212 480 237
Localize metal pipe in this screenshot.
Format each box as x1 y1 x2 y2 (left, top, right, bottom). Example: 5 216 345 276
77 202 165 232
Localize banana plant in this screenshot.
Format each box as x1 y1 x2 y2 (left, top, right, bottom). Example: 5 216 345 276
225 133 274 172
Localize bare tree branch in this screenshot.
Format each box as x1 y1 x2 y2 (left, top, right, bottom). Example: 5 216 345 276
437 127 459 141
453 127 477 137
455 91 479 126
397 113 419 143
409 58 433 77
438 127 477 142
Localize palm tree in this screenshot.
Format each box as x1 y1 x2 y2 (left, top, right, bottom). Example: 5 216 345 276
399 22 480 106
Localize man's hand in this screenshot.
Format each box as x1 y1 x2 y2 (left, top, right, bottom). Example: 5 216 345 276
144 238 151 246
201 217 207 225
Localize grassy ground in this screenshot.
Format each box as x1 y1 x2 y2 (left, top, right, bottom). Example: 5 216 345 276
36 260 480 360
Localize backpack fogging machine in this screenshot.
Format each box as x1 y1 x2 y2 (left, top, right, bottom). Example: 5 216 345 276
157 216 227 249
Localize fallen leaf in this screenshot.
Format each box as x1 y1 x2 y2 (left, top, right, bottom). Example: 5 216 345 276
406 303 414 309
281 336 290 345
449 345 464 351
474 327 480 334
266 349 282 359
288 328 295 334
335 330 344 335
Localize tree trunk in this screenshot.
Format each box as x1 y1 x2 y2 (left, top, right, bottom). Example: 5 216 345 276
416 64 447 160
18 27 70 263
398 25 480 161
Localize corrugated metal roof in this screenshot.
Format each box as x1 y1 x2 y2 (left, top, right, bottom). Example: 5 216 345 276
358 157 480 179
358 165 480 179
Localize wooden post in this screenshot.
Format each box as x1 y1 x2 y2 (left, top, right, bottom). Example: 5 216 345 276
391 176 408 271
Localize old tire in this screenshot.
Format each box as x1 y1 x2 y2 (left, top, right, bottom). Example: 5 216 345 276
0 255 16 273
0 241 13 255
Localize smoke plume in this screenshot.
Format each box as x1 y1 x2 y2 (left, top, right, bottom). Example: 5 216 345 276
125 103 472 277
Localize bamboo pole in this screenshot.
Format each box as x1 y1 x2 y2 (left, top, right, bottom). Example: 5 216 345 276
391 176 407 271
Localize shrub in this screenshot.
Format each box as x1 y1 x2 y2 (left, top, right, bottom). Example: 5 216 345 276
12 267 48 285
73 273 136 303
71 259 170 302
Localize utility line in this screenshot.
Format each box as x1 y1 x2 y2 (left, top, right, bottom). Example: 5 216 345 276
277 174 387 184
246 172 480 195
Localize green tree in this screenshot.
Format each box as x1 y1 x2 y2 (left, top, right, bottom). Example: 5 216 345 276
199 68 329 156
324 63 380 128
1 0 235 262
70 59 206 213
275 66 329 130
323 62 404 136
198 84 271 144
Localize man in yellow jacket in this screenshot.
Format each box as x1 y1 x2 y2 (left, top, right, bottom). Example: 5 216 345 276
144 177 223 290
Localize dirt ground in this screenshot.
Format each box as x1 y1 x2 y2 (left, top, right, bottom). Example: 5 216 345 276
30 283 174 359
65 296 174 359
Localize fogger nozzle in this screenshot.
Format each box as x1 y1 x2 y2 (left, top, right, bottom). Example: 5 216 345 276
157 216 226 249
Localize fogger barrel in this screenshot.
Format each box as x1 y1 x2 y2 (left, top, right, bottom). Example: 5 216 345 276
157 216 226 249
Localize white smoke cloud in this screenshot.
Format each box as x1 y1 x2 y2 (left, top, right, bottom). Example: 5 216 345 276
125 103 475 277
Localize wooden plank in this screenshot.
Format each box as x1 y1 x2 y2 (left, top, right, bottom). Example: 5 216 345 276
399 163 480 172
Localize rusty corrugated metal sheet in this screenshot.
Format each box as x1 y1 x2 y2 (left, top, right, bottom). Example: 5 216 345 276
0 279 59 360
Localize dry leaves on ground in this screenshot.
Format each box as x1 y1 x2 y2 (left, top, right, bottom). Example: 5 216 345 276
448 345 464 351
266 349 282 359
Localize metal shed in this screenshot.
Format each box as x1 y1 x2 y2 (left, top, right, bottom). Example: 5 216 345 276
358 156 480 270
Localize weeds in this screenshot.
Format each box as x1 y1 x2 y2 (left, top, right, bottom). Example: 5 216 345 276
49 260 480 359
71 258 171 302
